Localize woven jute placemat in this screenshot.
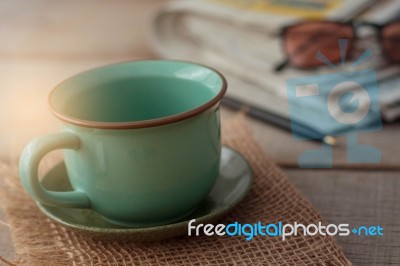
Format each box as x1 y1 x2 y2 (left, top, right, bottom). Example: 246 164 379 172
0 115 351 265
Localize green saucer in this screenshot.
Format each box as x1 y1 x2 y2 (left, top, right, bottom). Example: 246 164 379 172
37 146 253 242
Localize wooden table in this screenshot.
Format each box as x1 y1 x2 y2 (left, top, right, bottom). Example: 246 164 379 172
0 1 399 265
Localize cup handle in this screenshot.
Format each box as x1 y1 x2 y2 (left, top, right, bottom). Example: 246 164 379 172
19 132 91 208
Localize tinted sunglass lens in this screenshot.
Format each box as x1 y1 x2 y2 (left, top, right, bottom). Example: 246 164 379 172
283 21 355 68
382 21 400 63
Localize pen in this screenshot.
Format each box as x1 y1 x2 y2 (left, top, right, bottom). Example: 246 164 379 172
221 96 336 145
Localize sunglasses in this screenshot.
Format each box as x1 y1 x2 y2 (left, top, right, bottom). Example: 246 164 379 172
275 20 400 72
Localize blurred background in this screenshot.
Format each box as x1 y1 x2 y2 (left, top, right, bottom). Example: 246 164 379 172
0 1 165 160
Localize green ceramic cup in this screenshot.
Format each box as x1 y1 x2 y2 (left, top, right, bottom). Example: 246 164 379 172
19 60 227 227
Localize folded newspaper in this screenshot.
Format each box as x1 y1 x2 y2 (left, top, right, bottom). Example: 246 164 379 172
153 0 400 137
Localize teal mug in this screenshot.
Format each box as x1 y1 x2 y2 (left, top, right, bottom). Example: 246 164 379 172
19 60 227 227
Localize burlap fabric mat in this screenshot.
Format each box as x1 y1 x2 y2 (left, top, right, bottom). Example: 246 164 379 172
0 115 351 265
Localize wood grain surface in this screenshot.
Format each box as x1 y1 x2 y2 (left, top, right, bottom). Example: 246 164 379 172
287 170 400 265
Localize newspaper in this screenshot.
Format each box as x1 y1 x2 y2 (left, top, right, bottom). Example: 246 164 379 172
153 0 400 130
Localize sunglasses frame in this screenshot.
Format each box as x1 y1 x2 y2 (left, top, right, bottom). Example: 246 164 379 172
276 19 400 71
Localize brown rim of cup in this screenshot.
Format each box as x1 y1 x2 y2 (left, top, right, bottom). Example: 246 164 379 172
48 59 227 130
